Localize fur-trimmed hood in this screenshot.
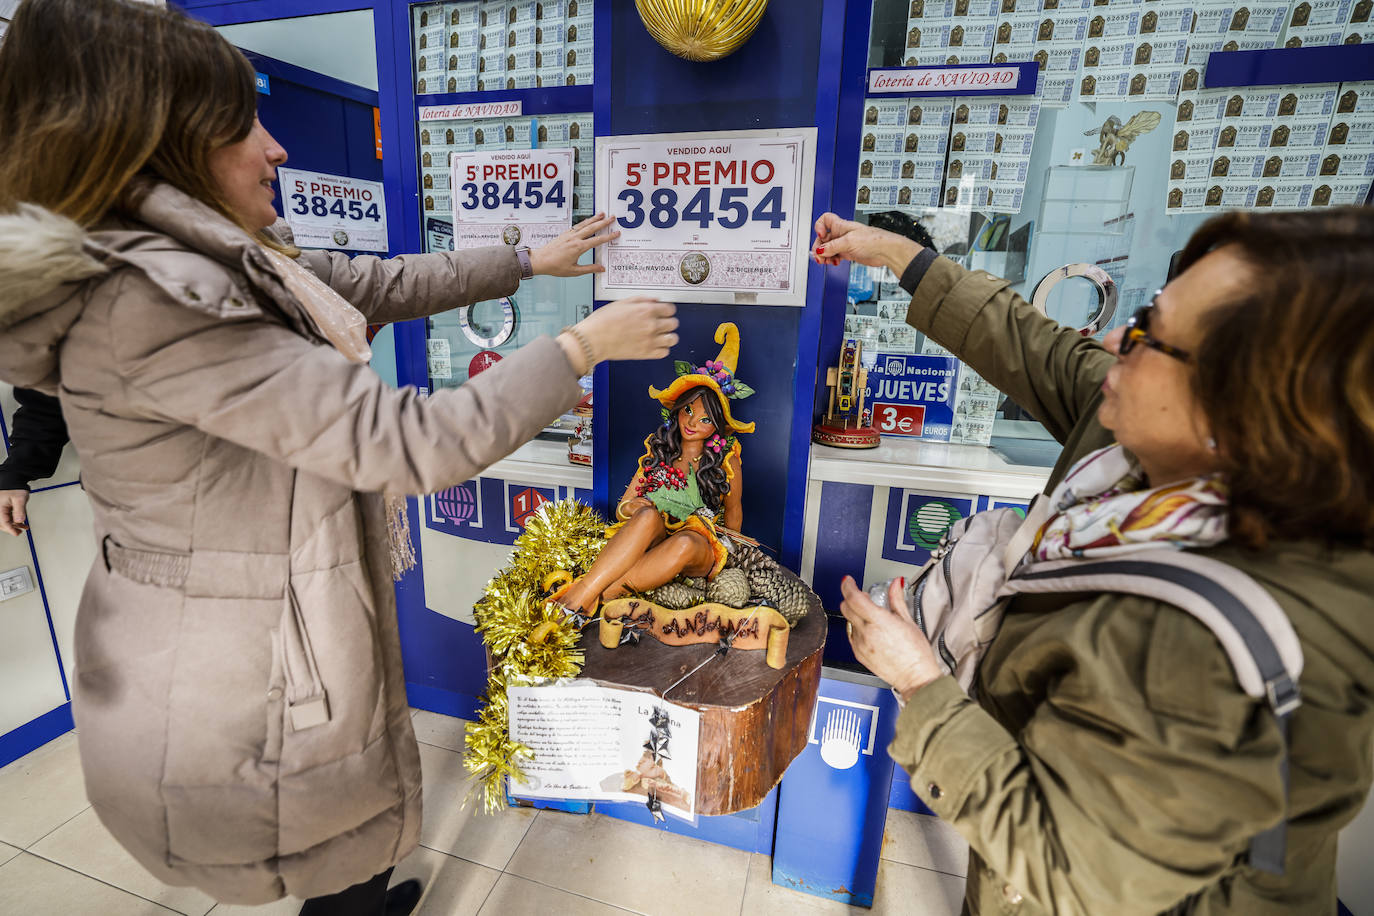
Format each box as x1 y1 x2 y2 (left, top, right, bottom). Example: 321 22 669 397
0 204 108 391
0 186 300 392
0 204 107 323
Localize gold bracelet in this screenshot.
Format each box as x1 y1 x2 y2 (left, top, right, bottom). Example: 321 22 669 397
561 324 596 376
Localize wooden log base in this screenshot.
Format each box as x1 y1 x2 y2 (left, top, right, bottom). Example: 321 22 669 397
578 571 827 816
599 598 791 669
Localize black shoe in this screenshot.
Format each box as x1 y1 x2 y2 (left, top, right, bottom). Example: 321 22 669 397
384 879 423 916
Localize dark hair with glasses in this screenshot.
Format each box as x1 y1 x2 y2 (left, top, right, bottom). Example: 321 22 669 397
1175 206 1374 550
1120 292 1192 362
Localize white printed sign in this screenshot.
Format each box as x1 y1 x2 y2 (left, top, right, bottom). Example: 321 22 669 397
595 128 816 306
277 168 387 252
418 100 523 122
449 147 574 249
507 682 700 821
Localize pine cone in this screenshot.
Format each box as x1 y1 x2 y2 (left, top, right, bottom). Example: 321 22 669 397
747 568 780 598
705 568 749 608
747 567 812 625
646 579 707 610
727 541 780 578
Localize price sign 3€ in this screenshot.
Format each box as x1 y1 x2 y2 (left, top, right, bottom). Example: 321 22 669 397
595 128 816 306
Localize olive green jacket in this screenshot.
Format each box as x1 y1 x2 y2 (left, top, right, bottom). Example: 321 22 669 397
895 257 1374 915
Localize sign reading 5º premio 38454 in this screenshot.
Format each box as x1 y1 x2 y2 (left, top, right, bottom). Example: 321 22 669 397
594 128 816 307
277 167 387 252
449 147 574 250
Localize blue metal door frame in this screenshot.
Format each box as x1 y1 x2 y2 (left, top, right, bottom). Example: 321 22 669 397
0 407 74 769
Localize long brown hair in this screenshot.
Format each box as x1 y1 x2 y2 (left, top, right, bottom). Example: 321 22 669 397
1179 206 1374 550
0 0 272 239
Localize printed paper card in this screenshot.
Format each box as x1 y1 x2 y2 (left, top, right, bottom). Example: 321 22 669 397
508 683 701 822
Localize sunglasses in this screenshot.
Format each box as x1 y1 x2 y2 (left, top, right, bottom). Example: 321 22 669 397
1118 290 1191 363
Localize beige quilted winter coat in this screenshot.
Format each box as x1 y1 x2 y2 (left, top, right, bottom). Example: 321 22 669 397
0 184 582 903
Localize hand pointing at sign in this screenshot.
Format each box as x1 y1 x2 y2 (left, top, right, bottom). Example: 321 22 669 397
811 212 924 274
530 212 621 277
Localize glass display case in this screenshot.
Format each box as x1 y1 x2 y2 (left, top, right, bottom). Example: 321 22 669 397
410 2 597 451
847 0 1374 459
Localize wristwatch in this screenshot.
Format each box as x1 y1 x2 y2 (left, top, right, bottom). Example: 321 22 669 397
514 246 534 280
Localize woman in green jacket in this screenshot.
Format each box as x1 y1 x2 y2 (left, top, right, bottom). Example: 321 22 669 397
818 207 1374 915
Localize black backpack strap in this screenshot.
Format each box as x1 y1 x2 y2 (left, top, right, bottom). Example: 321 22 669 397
1004 550 1303 875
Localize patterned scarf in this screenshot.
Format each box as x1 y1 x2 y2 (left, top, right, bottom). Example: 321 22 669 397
262 247 416 581
1032 445 1228 561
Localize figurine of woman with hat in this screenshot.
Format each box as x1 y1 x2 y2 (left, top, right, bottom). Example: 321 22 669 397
553 322 755 618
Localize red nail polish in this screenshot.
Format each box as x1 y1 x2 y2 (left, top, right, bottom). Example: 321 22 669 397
899 577 906 589
817 246 826 254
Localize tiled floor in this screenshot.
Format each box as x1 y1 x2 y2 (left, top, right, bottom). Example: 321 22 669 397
0 710 968 915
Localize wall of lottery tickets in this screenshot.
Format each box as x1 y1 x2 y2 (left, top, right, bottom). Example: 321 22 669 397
846 0 1372 448
863 0 1373 218
412 0 593 95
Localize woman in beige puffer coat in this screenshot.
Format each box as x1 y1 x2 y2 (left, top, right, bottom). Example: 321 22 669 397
0 0 677 910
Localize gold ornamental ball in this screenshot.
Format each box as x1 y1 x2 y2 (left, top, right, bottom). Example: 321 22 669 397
635 0 770 62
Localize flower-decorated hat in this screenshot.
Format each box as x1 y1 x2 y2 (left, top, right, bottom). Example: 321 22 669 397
648 322 756 435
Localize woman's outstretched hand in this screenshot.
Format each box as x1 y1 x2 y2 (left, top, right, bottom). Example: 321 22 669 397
530 212 620 277
812 212 924 275
559 297 678 374
839 575 943 703
0 490 30 536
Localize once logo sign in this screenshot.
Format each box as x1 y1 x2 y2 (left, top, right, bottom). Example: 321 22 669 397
908 500 963 550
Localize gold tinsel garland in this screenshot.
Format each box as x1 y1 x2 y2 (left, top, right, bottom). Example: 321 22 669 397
463 499 608 813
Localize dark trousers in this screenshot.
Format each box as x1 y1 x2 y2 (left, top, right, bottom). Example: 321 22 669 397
298 868 394 916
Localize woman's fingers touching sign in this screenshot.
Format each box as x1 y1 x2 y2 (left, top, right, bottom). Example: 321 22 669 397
530 212 622 277
810 211 925 274
812 213 858 266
